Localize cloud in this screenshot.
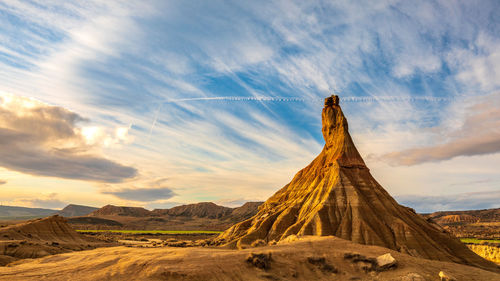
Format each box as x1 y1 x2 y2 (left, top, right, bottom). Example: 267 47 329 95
1 0 499 207
0 93 137 182
145 201 182 210
447 33 500 91
396 190 500 213
215 198 262 208
100 177 176 202
380 92 500 165
0 179 6 185
12 193 67 209
102 187 175 202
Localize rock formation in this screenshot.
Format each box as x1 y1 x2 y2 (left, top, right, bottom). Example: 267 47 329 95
153 202 233 219
0 215 91 243
0 215 104 265
215 95 498 272
88 205 152 217
57 204 98 217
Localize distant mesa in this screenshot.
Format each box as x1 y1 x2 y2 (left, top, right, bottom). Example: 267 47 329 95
57 204 98 217
214 95 499 272
152 202 233 219
88 205 151 217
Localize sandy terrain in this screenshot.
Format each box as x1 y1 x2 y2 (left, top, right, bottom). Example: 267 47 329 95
1 236 499 281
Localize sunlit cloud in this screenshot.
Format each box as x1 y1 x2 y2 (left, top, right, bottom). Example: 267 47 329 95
100 178 175 202
102 187 176 202
0 93 137 182
9 193 66 209
396 191 500 213
380 92 500 165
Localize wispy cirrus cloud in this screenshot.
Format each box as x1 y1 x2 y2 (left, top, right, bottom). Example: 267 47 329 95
447 33 500 92
0 1 499 209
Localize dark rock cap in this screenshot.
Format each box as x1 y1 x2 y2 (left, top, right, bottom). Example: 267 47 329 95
324 95 339 107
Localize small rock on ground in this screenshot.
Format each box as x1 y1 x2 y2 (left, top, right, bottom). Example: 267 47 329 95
376 253 397 270
439 271 456 281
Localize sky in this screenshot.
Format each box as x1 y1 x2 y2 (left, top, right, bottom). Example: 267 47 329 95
0 0 499 213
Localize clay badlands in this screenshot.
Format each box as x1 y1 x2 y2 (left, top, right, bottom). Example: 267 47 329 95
1 96 499 280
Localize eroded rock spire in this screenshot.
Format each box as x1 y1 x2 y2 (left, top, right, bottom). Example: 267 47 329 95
215 94 498 272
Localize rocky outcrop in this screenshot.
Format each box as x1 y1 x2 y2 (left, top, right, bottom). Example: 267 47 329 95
439 271 456 281
215 95 499 272
466 244 500 264
437 214 479 225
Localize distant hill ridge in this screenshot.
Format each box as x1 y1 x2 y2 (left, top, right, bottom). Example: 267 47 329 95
0 205 57 220
152 202 232 219
88 205 151 217
88 202 263 221
426 208 500 225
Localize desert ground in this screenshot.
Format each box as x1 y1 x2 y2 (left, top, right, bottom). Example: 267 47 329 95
1 236 499 281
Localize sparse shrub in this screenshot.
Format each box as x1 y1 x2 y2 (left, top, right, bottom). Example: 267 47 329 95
343 252 377 272
246 253 272 270
307 256 338 273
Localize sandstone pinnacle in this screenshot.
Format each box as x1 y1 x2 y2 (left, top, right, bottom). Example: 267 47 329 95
215 95 498 272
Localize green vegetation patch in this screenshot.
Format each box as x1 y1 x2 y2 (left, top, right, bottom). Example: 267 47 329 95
76 230 222 234
460 238 500 244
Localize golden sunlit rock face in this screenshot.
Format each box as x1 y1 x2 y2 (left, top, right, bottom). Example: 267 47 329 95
216 95 498 272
